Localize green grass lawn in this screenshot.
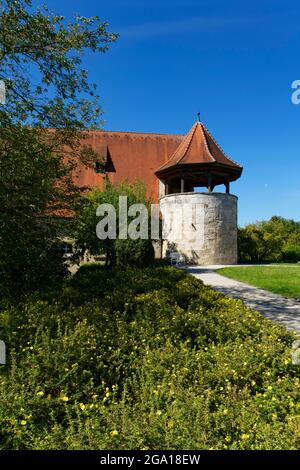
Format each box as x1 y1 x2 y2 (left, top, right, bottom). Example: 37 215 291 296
218 265 300 299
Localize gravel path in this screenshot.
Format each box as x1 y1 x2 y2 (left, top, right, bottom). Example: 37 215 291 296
185 266 300 332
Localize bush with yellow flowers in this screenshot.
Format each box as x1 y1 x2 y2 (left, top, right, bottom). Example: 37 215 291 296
0 265 299 449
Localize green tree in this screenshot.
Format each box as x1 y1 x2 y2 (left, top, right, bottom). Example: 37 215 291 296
238 224 283 262
0 0 117 296
73 179 155 267
238 216 300 263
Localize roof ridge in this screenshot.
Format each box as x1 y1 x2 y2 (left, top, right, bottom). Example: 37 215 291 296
155 123 197 171
202 124 242 167
199 123 216 163
94 129 184 137
175 122 197 164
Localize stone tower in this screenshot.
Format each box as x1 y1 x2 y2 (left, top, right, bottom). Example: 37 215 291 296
155 120 243 265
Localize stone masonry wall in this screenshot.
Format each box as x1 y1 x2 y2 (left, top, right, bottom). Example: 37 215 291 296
160 192 238 265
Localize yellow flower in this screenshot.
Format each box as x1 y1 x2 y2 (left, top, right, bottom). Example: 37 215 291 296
20 420 27 426
241 434 250 440
36 391 44 397
223 409 228 415
79 403 86 411
59 395 69 402
110 430 119 437
156 410 162 416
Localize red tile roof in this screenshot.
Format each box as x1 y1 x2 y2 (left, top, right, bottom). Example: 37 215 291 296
156 121 242 173
73 123 242 201
73 130 184 202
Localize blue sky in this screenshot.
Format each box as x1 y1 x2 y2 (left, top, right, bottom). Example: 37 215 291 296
44 0 300 225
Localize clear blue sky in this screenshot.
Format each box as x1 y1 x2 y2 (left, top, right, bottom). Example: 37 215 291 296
45 0 300 226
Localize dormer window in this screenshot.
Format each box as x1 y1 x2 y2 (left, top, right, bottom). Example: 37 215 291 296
95 161 105 174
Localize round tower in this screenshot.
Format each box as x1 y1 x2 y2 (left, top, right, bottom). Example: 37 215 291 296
155 120 243 265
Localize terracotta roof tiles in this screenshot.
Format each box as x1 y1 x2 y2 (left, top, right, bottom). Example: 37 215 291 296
73 122 242 202
156 121 242 173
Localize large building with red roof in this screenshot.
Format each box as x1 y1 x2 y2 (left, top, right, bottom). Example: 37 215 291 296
75 119 243 264
74 120 242 203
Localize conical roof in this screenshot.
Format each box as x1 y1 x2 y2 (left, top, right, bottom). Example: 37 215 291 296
155 121 242 178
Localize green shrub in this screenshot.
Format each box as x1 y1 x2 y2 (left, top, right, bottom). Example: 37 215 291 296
0 265 299 450
0 235 67 299
115 238 154 268
282 244 300 262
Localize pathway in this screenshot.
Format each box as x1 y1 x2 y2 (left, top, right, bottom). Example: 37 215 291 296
185 266 300 332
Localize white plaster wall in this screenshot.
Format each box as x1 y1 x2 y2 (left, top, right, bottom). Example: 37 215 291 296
160 192 238 265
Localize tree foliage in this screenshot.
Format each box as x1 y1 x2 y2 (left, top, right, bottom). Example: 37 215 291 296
0 0 117 128
115 238 154 268
238 216 300 263
0 0 117 295
72 179 155 267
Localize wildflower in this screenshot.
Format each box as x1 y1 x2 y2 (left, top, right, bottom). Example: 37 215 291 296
59 395 69 402
156 410 162 416
110 430 119 437
20 420 27 426
36 391 44 397
79 403 86 411
241 434 250 440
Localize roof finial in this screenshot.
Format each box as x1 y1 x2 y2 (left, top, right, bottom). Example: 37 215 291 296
197 111 201 123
